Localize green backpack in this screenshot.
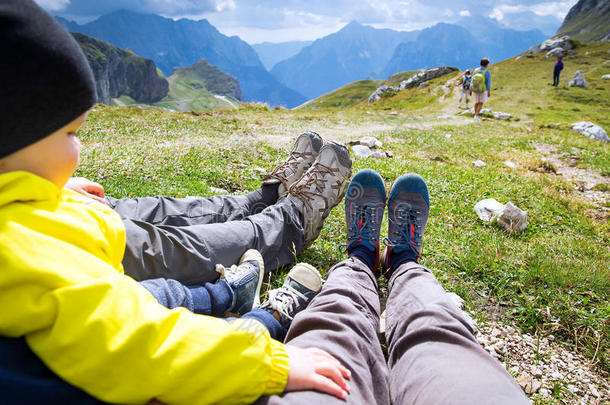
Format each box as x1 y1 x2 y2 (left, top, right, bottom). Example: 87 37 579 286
471 69 486 93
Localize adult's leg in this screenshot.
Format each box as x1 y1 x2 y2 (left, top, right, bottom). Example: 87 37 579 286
385 262 529 405
106 186 277 228
119 196 304 284
256 258 390 405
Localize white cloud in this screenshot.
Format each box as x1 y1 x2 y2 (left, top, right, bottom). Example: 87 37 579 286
459 10 471 17
35 0 71 11
530 1 576 18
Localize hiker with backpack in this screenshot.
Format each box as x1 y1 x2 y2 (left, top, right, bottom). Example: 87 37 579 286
457 70 472 109
470 58 492 121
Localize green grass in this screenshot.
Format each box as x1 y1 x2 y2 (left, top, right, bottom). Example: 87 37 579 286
77 41 610 375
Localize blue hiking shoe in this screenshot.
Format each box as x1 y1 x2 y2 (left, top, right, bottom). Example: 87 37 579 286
259 263 323 329
217 249 264 316
345 169 386 273
382 174 430 275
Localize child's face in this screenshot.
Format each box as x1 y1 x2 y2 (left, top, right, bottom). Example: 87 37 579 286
0 113 86 188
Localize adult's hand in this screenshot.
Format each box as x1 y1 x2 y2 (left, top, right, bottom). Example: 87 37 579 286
284 345 351 400
65 177 106 204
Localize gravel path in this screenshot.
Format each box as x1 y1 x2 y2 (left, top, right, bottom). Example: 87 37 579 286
475 321 609 404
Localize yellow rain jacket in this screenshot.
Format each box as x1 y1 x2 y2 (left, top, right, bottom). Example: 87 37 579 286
0 171 289 404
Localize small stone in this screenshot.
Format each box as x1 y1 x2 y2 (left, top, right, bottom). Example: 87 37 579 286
504 160 516 169
473 160 486 167
352 145 373 158
252 166 266 174
571 121 609 143
493 112 512 120
438 114 456 120
497 202 528 234
602 74 610 80
589 384 600 398
551 371 563 380
389 111 398 115
567 71 587 88
444 133 452 139
359 136 383 148
539 388 549 397
474 198 505 222
385 151 394 158
209 186 228 194
531 367 543 377
371 151 387 159
494 341 506 353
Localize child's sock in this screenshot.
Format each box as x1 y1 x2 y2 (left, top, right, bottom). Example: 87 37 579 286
389 250 418 274
187 280 233 317
349 245 376 271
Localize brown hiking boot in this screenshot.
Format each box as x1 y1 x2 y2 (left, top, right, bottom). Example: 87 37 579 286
288 141 352 246
263 131 323 197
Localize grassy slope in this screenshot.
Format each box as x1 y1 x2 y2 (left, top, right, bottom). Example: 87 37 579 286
76 42 609 380
152 60 241 112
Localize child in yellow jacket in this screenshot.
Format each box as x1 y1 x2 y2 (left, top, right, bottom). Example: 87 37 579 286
0 1 350 404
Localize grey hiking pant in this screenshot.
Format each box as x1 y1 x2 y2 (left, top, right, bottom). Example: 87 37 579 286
257 258 529 405
106 189 304 285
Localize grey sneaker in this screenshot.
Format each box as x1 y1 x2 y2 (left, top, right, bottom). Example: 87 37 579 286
288 141 352 246
259 263 323 329
263 131 323 197
216 249 264 316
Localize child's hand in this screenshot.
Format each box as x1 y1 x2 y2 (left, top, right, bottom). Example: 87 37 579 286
284 345 351 400
65 177 106 204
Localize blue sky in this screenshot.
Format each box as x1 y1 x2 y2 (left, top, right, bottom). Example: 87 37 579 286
36 0 578 43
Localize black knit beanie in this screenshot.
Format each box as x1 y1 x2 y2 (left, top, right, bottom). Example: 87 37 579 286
0 0 96 158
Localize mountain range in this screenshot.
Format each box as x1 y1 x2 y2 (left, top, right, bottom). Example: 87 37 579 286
270 21 417 100
58 11 305 108
271 19 546 100
252 41 313 71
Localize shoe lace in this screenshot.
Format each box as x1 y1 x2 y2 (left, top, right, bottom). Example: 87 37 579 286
383 207 424 255
264 151 311 181
289 163 340 210
346 203 382 248
261 286 306 321
216 263 249 284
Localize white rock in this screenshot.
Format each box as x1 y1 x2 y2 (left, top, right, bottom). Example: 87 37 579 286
209 186 228 194
551 371 563 380
481 108 493 114
589 384 600 398
473 160 486 168
474 198 505 222
493 112 512 120
359 136 383 148
352 145 373 158
371 151 387 159
438 114 456 120
540 36 572 52
547 47 566 58
571 121 609 143
567 71 587 88
418 81 430 88
497 202 528 233
444 133 452 139
602 74 610 79
504 161 517 169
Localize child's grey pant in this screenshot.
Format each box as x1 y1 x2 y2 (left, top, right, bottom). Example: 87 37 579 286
106 190 304 285
257 258 529 405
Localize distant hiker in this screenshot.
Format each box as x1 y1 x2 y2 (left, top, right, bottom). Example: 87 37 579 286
457 70 472 109
553 57 564 86
470 58 492 121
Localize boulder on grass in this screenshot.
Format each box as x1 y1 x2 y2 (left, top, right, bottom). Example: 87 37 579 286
567 71 587 88
571 122 609 143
